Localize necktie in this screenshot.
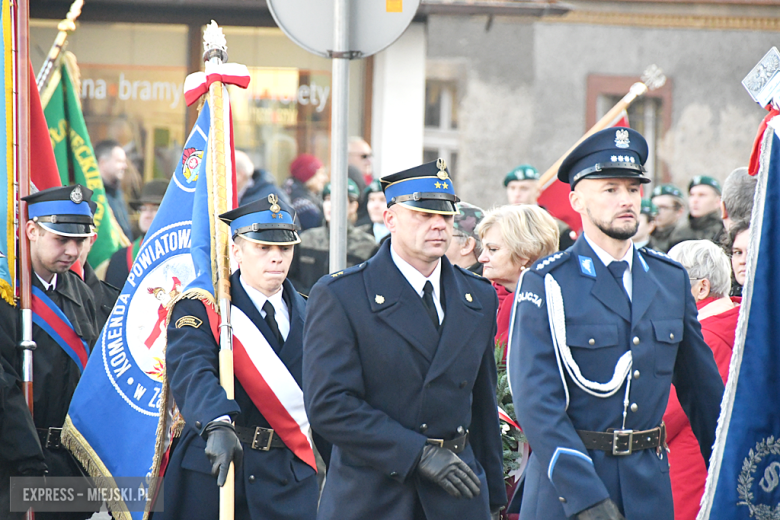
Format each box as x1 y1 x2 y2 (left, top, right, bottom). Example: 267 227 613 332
607 260 630 304
262 301 284 347
422 281 440 331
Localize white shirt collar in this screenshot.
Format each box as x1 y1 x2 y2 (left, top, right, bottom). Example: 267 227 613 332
583 233 634 271
35 272 57 291
390 244 444 322
239 275 290 340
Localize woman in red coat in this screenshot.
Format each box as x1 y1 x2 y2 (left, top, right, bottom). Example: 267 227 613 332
665 240 740 520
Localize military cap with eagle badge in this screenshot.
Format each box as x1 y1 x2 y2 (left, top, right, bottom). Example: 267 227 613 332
22 184 97 237
218 193 301 245
381 158 460 215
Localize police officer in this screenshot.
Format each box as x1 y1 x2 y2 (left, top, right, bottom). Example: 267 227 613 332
504 164 576 250
160 196 325 520
508 128 723 520
303 159 506 520
3 185 101 520
668 176 725 249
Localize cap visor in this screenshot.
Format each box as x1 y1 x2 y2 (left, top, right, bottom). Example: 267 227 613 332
38 222 96 238
398 200 458 215
239 229 301 246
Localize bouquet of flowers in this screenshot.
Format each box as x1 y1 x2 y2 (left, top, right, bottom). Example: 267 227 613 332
495 340 528 483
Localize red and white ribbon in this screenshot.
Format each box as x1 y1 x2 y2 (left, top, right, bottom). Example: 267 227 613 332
184 62 251 107
231 305 317 471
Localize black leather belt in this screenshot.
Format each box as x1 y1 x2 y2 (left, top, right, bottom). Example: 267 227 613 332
426 431 468 454
234 425 287 451
577 423 666 456
37 427 63 450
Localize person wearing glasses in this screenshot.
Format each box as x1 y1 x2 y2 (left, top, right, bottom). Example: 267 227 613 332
664 239 740 520
649 184 686 252
348 136 374 186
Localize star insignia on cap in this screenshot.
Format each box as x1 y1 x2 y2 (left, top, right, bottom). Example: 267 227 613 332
442 182 448 189
465 293 472 302
435 182 442 189
70 185 83 203
375 295 385 304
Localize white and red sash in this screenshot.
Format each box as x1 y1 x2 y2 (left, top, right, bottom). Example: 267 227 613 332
204 300 316 471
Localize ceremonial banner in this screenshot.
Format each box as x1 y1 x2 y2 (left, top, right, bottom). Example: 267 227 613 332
697 117 779 519
537 111 629 234
41 51 130 269
0 0 13 304
61 103 210 520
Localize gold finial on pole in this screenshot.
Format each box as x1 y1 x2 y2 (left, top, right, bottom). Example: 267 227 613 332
36 0 84 92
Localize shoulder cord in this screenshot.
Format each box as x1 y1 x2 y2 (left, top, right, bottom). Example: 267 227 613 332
545 273 632 426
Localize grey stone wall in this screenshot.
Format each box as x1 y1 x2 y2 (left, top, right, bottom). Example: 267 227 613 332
427 14 776 210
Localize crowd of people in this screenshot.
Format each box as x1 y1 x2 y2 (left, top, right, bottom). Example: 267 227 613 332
0 123 758 520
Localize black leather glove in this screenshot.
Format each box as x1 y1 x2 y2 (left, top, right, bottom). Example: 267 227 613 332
576 499 625 520
203 421 243 487
416 444 481 499
16 458 48 477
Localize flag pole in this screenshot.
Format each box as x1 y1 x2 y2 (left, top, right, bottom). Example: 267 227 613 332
537 64 667 190
15 1 36 519
35 0 83 93
202 21 235 520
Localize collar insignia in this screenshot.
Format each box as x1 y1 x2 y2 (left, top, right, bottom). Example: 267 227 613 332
375 294 385 304
465 293 472 302
70 185 83 204
578 255 597 278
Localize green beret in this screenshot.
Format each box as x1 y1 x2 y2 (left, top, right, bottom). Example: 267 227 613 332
503 164 539 186
640 199 657 217
363 178 382 196
688 175 721 195
323 179 360 200
650 184 683 200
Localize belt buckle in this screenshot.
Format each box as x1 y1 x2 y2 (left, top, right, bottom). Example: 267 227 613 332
251 428 274 451
426 438 444 448
612 429 633 456
46 428 61 450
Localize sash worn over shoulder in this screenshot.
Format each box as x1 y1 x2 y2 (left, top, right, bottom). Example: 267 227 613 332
202 300 316 471
31 285 90 373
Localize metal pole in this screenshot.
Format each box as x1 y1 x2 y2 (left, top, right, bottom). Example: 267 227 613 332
328 0 349 273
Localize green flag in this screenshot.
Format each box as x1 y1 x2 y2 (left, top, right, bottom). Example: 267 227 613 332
41 51 130 270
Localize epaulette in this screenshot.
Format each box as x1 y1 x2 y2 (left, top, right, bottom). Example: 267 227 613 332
323 261 368 284
640 247 684 269
531 251 570 274
454 264 491 284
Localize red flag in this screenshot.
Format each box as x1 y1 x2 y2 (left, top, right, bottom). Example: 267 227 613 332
29 63 60 191
537 111 630 234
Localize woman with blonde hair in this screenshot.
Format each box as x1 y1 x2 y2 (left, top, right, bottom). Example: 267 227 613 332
477 204 559 356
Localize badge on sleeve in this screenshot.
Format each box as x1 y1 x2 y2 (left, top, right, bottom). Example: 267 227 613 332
175 316 203 329
579 255 597 278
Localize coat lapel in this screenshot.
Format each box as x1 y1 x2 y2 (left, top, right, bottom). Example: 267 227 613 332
425 259 485 381
574 238 632 323
363 241 440 362
630 249 658 330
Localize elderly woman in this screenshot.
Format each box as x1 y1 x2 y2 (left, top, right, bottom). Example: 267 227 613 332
477 205 559 357
664 240 741 520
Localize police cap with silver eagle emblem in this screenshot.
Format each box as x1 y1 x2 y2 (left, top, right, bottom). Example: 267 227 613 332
22 184 96 237
558 127 650 188
218 193 301 246
381 158 460 215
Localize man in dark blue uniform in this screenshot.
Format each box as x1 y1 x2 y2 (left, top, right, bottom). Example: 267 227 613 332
508 128 724 520
303 159 506 520
160 196 324 520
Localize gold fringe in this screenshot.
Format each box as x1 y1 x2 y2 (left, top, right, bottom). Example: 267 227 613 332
0 278 14 306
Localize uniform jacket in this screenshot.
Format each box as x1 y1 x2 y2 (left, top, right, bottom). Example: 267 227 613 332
303 240 506 520
668 210 725 250
159 272 321 520
288 223 377 294
509 237 723 520
283 177 324 231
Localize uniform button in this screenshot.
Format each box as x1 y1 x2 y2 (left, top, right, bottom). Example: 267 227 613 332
459 380 468 389
195 421 202 429
420 424 428 433
632 337 640 345
630 403 638 412
633 370 640 379
588 338 595 346
389 471 398 478
281 478 289 485
457 426 465 434
248 475 255 483
559 497 566 503
669 333 675 340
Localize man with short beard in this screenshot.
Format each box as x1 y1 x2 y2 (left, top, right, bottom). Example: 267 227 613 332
508 128 723 520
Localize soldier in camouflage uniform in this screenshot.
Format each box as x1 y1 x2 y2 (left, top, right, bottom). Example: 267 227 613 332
504 164 576 250
649 184 686 253
669 176 725 249
288 179 377 295
445 201 485 275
